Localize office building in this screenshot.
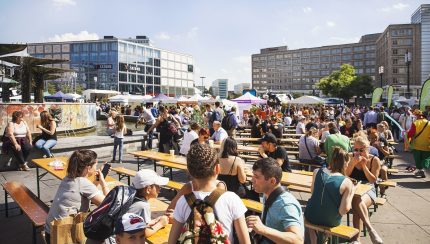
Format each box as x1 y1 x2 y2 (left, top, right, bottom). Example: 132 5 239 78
252 4 429 97
211 79 228 99
27 35 195 96
234 82 251 94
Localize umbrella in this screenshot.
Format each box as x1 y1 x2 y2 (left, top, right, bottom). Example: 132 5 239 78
288 95 326 105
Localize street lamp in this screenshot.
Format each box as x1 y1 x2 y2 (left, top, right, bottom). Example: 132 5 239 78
200 76 206 94
93 77 97 90
405 50 412 98
378 66 384 88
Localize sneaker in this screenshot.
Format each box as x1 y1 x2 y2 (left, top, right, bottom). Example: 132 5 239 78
418 170 426 178
19 163 30 171
369 229 383 244
118 161 123 164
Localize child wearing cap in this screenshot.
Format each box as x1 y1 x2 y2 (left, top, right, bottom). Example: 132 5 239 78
129 169 170 237
114 213 147 244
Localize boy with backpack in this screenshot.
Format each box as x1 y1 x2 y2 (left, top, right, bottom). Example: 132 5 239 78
129 169 170 237
168 144 251 244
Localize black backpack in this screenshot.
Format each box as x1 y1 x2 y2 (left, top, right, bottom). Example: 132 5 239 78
84 185 136 240
221 113 235 131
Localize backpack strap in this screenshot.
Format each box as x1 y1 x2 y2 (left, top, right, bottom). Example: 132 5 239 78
185 192 197 208
204 188 226 208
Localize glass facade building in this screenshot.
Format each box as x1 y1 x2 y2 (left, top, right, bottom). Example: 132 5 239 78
28 36 195 96
412 4 430 84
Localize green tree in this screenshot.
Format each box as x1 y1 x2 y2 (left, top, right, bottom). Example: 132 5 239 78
349 74 374 98
47 82 56 94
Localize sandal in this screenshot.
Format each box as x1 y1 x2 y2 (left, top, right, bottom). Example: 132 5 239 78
407 166 416 172
19 163 30 171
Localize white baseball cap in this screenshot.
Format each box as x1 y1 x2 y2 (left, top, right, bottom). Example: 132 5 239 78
132 169 169 189
114 213 147 234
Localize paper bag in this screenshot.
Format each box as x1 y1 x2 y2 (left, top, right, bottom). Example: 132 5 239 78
50 212 88 244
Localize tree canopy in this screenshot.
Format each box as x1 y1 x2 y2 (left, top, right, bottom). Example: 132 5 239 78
316 64 374 100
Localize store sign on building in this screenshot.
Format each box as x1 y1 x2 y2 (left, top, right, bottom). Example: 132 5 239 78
96 64 113 69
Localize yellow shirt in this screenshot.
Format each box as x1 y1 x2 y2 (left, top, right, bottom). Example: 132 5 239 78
412 119 430 151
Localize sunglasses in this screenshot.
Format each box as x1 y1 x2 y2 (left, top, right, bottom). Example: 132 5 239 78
354 148 365 152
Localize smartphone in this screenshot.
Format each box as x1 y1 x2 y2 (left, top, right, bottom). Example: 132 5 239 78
101 163 111 178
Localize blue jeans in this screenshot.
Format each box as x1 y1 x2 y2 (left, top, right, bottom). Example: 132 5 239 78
35 139 57 157
113 137 124 161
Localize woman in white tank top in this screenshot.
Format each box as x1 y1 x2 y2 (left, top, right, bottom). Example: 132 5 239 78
3 111 32 171
112 115 126 163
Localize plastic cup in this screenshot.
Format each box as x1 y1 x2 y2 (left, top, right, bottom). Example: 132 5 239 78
169 150 175 156
209 140 214 148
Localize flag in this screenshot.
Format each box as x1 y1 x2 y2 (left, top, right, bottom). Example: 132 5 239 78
387 85 394 108
371 87 383 107
419 78 430 111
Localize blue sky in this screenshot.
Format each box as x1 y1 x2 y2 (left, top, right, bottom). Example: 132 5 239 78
0 0 424 90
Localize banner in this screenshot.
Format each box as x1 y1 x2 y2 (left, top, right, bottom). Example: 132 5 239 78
419 78 430 111
371 87 383 107
387 85 394 108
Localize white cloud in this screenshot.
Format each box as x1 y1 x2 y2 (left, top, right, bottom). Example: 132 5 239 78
155 32 171 40
220 68 229 74
48 31 99 42
326 21 336 27
303 7 312 13
381 3 409 12
311 25 321 34
187 27 199 39
52 0 76 7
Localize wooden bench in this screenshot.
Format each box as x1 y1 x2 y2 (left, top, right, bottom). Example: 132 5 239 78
111 167 183 192
2 181 50 244
288 185 312 194
305 220 359 244
290 160 322 171
240 154 260 162
156 161 188 179
242 198 263 213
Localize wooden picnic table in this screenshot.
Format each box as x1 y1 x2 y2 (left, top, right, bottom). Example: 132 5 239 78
237 132 304 138
235 137 299 144
130 150 187 170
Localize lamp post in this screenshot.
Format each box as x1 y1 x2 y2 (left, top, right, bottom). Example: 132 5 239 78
378 66 384 88
200 76 206 94
93 76 97 90
405 50 411 98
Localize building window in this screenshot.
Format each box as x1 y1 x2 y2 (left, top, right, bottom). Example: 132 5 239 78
393 68 398 74
392 59 398 65
342 47 352 53
392 49 398 55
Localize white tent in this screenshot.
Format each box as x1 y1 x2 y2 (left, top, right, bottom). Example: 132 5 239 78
82 89 119 100
288 95 326 105
221 99 239 116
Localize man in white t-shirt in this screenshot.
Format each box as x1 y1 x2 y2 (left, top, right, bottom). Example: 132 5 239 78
296 116 306 134
168 144 251 244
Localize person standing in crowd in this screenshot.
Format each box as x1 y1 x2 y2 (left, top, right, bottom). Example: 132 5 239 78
251 117 262 139
205 104 215 135
407 109 430 178
138 104 156 150
218 137 247 197
114 213 147 244
3 111 32 171
35 111 57 158
180 122 200 155
44 150 109 244
222 107 239 137
112 115 126 164
211 120 228 144
269 116 284 138
246 158 304 244
364 106 378 129
214 101 225 120
399 107 414 134
305 147 354 244
345 137 383 244
296 116 306 134
324 123 351 165
106 110 117 136
147 106 181 154
258 133 291 172
129 169 169 237
340 118 357 138
168 144 251 244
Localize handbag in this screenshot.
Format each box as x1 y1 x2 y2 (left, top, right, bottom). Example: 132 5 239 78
50 212 88 244
304 136 326 166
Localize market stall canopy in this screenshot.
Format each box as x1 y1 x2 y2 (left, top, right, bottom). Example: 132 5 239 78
149 93 178 103
177 96 198 104
288 95 326 105
232 92 267 104
44 91 74 102
0 77 19 84
108 94 153 103
82 89 120 100
65 93 82 100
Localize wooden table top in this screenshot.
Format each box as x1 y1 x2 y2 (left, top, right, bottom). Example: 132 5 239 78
130 150 187 165
238 132 303 138
235 137 299 143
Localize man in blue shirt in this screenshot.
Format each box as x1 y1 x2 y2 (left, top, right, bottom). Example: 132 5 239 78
210 121 228 144
364 106 378 129
246 158 304 244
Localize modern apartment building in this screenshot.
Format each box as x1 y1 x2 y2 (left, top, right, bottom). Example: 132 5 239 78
234 82 251 94
27 36 195 96
211 79 228 99
252 4 429 97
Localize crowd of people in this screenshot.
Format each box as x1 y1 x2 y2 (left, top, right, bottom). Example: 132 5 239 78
2 100 430 244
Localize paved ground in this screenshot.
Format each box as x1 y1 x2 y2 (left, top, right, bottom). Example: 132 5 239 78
0 143 429 244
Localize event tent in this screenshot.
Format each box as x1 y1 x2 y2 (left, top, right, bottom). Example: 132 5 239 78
288 95 326 105
44 91 74 102
149 93 178 103
232 92 267 104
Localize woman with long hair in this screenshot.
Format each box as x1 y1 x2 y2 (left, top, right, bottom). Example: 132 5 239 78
217 137 247 196
35 111 57 158
298 127 322 165
112 115 126 163
44 149 109 244
305 147 355 243
3 111 32 171
106 110 117 136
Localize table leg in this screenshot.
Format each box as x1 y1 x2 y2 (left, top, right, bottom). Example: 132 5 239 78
36 166 40 199
4 190 8 217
